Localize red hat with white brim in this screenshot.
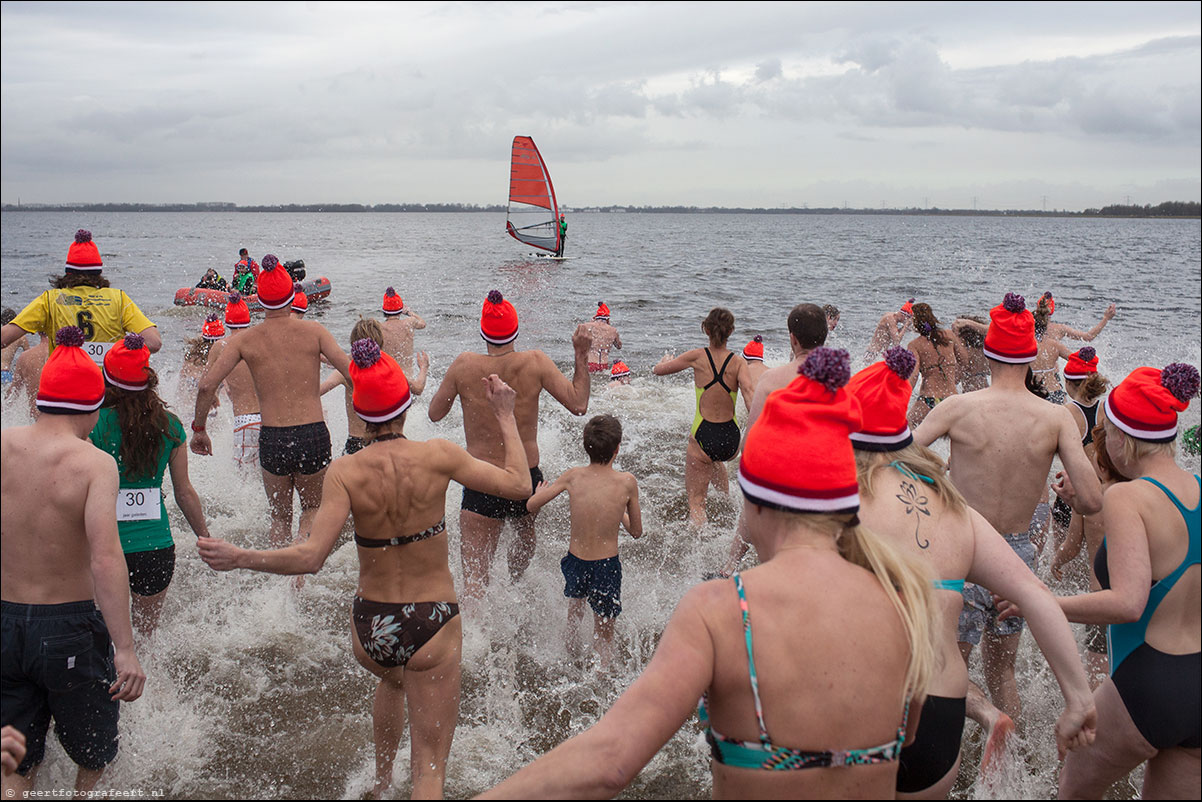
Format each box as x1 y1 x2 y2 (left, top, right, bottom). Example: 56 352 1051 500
225 292 251 328
66 229 103 272
350 339 412 423
382 287 404 316
103 333 151 391
984 293 1038 364
1104 364 1199 443
743 335 764 362
37 327 105 414
291 282 308 314
848 347 917 452
255 254 293 310
480 290 519 345
738 347 862 514
1063 347 1098 381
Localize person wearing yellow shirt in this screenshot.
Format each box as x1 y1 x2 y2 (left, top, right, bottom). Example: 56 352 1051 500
1 230 160 363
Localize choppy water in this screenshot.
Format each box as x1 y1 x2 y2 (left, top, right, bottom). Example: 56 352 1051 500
2 211 1200 799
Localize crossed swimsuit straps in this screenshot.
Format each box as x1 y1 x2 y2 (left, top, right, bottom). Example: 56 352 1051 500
698 572 910 770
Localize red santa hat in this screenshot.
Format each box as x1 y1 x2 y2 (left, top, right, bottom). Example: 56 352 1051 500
65 229 103 272
742 335 764 362
349 338 413 423
984 293 1038 364
1041 291 1056 316
738 347 862 514
36 327 105 414
847 347 917 452
202 313 226 341
1104 363 1199 443
900 298 916 317
480 290 519 345
291 282 308 314
382 287 404 316
1063 347 1098 381
611 361 631 380
225 292 251 328
255 254 293 310
594 301 611 321
102 333 151 391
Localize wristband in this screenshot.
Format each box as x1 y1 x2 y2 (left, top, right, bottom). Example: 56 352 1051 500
191 421 206 433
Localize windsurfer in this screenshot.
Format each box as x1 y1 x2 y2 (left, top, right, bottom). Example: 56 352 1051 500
555 214 567 257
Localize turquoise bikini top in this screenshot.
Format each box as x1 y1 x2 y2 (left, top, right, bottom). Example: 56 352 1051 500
697 573 910 770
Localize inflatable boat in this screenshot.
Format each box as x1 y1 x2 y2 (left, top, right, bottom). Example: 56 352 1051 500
173 276 332 310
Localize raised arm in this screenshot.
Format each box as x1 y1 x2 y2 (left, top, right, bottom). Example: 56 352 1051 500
1056 304 1116 342
198 463 353 575
405 309 427 330
167 444 210 539
651 349 697 377
480 586 715 799
541 327 592 417
410 351 429 396
967 510 1095 757
84 455 145 702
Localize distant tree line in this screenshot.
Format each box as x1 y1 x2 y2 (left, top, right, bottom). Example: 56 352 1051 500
1084 201 1201 217
2 200 1197 217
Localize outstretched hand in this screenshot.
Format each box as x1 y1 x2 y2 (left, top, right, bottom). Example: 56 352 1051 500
197 536 241 571
1103 303 1117 321
484 374 517 418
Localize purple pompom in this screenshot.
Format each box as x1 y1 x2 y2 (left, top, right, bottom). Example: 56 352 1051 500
1042 291 1054 301
487 290 504 304
228 291 241 304
799 347 851 392
74 229 92 244
1002 293 1026 313
205 312 220 323
753 334 763 343
385 287 397 297
293 281 303 293
262 254 279 271
884 347 917 380
56 326 85 348
1161 363 1200 403
123 332 145 350
1078 347 1096 363
351 338 382 369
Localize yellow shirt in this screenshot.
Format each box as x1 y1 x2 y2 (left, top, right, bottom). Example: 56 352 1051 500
12 287 155 363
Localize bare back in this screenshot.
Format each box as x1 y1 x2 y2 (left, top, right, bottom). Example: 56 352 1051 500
1 425 115 604
381 317 420 374
702 554 911 798
920 386 1077 533
208 334 260 416
745 358 803 431
436 350 565 466
560 465 638 561
333 438 464 603
689 345 744 423
221 316 346 426
909 334 958 399
584 320 621 365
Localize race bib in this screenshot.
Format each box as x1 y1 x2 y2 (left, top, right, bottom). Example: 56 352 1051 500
83 340 114 365
116 488 161 522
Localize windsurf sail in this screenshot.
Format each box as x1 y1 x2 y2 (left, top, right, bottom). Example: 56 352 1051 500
506 136 561 253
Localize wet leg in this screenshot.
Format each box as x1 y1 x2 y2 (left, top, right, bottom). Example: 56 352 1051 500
1059 679 1153 799
507 512 538 582
293 467 326 541
131 589 168 640
261 470 295 548
685 438 711 525
459 510 503 603
402 617 463 800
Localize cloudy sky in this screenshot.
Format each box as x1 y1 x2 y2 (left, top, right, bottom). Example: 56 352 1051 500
2 1 1198 210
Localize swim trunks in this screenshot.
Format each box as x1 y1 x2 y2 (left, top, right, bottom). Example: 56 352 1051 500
344 436 367 456
958 532 1037 645
1 600 120 774
233 413 262 469
561 552 622 619
461 466 543 520
896 695 966 793
258 421 331 476
588 362 610 373
123 546 176 597
351 598 459 668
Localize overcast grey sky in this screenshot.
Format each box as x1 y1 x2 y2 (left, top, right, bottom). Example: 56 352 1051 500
2 1 1199 210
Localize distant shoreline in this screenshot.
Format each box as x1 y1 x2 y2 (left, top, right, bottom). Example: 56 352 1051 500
2 201 1198 219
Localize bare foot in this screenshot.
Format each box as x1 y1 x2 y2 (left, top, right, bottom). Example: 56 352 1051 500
980 712 1015 775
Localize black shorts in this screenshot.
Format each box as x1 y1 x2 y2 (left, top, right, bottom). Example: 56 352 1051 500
124 546 175 597
259 422 332 477
1 600 120 774
561 553 622 619
461 467 543 520
896 694 966 793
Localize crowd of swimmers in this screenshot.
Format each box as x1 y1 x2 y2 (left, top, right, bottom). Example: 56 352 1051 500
1 228 1199 800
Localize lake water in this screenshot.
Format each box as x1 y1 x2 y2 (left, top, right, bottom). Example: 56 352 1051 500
2 211 1199 799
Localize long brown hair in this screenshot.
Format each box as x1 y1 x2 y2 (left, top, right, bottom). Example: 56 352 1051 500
1033 296 1052 340
911 303 950 348
103 368 182 481
182 336 213 366
1067 373 1109 404
51 272 110 289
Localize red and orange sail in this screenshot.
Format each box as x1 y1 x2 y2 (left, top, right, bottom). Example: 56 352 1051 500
506 136 561 252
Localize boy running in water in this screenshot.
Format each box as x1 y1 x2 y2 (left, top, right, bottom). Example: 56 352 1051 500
526 415 642 666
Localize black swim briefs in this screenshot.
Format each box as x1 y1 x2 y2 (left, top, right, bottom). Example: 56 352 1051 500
461 466 543 520
1 600 120 774
259 421 332 477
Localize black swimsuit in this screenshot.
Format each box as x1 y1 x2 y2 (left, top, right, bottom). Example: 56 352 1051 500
692 349 741 462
